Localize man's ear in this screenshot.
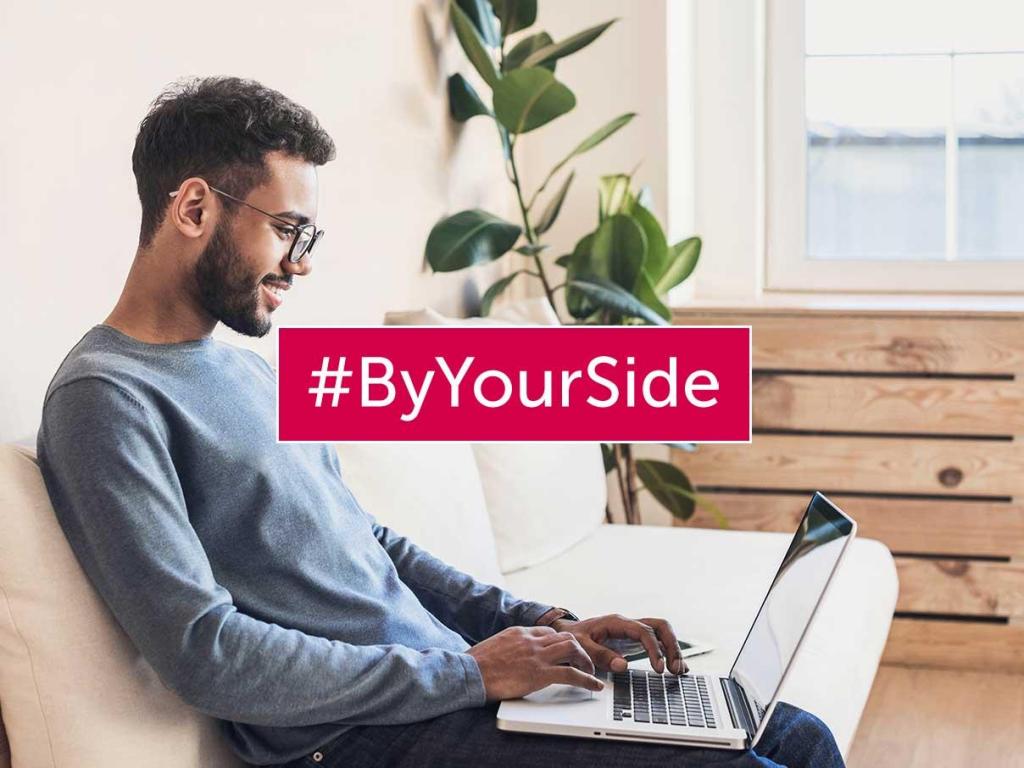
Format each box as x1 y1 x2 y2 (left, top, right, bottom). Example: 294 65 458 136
167 178 214 239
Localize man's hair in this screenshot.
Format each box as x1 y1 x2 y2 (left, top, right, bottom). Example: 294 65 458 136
132 76 336 247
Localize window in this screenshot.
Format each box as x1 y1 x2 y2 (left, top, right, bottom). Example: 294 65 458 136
766 0 1024 293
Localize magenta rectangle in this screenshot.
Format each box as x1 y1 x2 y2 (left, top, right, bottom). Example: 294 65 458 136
277 326 751 442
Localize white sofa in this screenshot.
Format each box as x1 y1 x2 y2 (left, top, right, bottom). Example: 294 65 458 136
0 437 897 767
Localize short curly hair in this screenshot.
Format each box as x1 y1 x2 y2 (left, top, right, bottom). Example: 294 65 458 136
132 76 336 247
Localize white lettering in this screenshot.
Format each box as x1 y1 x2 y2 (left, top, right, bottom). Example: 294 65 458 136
474 370 513 408
362 357 395 407
586 356 619 408
399 370 435 422
685 370 719 408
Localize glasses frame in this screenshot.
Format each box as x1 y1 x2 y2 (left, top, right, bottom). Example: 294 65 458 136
168 185 323 263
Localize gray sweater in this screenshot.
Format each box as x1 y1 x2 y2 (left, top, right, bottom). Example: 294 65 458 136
36 325 553 765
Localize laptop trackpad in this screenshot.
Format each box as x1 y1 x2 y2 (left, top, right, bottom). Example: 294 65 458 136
524 684 596 704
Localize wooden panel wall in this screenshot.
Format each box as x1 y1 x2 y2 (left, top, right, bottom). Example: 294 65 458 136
671 308 1024 672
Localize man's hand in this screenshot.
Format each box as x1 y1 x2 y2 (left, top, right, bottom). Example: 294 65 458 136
549 614 688 675
467 625 605 701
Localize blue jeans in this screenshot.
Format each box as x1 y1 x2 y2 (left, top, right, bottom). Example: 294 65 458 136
281 700 845 768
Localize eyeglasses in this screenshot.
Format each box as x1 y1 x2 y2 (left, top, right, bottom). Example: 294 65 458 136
168 185 324 263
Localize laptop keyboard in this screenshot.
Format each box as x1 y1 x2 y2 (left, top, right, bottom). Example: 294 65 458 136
612 670 718 728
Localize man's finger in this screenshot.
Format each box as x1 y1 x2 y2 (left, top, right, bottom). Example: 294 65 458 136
610 617 665 672
583 638 628 673
640 617 687 675
541 638 596 675
545 665 605 692
526 625 558 637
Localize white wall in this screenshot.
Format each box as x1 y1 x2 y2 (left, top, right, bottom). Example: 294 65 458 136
0 0 514 442
516 0 677 297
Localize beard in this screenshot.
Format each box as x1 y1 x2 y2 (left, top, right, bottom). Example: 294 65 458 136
192 219 272 338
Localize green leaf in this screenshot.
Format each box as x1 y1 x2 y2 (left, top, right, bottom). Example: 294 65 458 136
447 74 491 122
601 443 617 474
635 460 696 521
631 203 669 285
425 209 522 272
491 0 537 37
499 125 512 160
451 3 500 88
480 270 525 316
554 253 571 268
503 31 555 72
493 67 576 134
568 274 668 325
636 459 726 526
521 19 618 68
565 233 597 320
598 174 634 220
654 236 701 294
590 213 647 291
559 113 637 178
634 270 671 321
534 170 574 235
514 243 548 256
456 0 501 47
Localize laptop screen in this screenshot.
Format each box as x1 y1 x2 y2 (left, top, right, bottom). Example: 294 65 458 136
728 493 854 728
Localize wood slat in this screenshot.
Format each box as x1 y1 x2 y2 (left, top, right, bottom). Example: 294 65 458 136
680 493 1024 558
883 618 1024 673
753 374 1024 435
678 435 1024 496
895 557 1024 618
673 310 1024 374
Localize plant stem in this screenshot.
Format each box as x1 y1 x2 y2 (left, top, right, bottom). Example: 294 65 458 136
611 444 632 524
624 444 641 526
508 138 559 319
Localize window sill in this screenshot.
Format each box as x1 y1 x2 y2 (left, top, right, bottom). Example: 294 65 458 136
675 292 1024 317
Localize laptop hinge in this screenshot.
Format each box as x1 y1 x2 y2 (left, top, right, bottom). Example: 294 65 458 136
720 677 757 737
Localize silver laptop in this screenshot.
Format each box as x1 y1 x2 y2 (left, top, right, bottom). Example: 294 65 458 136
497 492 856 750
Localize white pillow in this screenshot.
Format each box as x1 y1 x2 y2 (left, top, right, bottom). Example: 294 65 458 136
383 296 560 328
0 445 244 768
384 302 608 573
334 443 505 586
472 443 608 573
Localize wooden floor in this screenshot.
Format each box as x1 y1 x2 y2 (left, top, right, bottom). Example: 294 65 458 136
848 665 1024 767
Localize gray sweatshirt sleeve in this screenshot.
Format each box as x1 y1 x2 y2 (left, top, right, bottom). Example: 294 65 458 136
367 521 555 643
36 377 486 727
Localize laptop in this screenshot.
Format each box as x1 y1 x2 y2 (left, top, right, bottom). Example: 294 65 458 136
497 492 856 750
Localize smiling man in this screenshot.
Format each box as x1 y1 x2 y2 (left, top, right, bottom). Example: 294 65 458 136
34 77 844 768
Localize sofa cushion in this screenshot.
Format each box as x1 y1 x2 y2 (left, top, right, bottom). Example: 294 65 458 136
0 445 244 768
334 443 504 586
503 524 898 757
472 443 608 573
0 709 9 768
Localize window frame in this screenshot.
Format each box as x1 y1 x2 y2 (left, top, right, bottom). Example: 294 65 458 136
764 0 1024 295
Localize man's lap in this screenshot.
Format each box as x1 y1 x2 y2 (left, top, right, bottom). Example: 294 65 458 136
281 700 845 768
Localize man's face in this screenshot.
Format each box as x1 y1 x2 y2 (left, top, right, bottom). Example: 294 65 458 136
193 152 319 338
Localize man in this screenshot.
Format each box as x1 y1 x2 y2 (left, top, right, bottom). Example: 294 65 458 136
36 77 844 768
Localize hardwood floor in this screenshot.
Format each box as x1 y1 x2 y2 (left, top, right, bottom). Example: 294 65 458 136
848 665 1024 767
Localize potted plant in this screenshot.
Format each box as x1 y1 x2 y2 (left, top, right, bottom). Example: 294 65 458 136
424 0 722 527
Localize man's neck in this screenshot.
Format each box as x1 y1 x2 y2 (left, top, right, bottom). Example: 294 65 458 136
104 247 217 344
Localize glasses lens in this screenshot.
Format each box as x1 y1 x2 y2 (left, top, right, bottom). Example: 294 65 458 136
291 227 314 262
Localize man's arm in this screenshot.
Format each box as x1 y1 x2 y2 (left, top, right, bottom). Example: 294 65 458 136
366 519 555 643
37 378 486 727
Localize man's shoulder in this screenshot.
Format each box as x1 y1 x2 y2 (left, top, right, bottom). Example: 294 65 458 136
44 326 146 408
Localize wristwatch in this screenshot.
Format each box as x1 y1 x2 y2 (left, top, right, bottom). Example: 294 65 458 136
538 607 580 626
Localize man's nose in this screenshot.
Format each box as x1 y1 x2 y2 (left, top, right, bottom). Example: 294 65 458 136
281 252 313 277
